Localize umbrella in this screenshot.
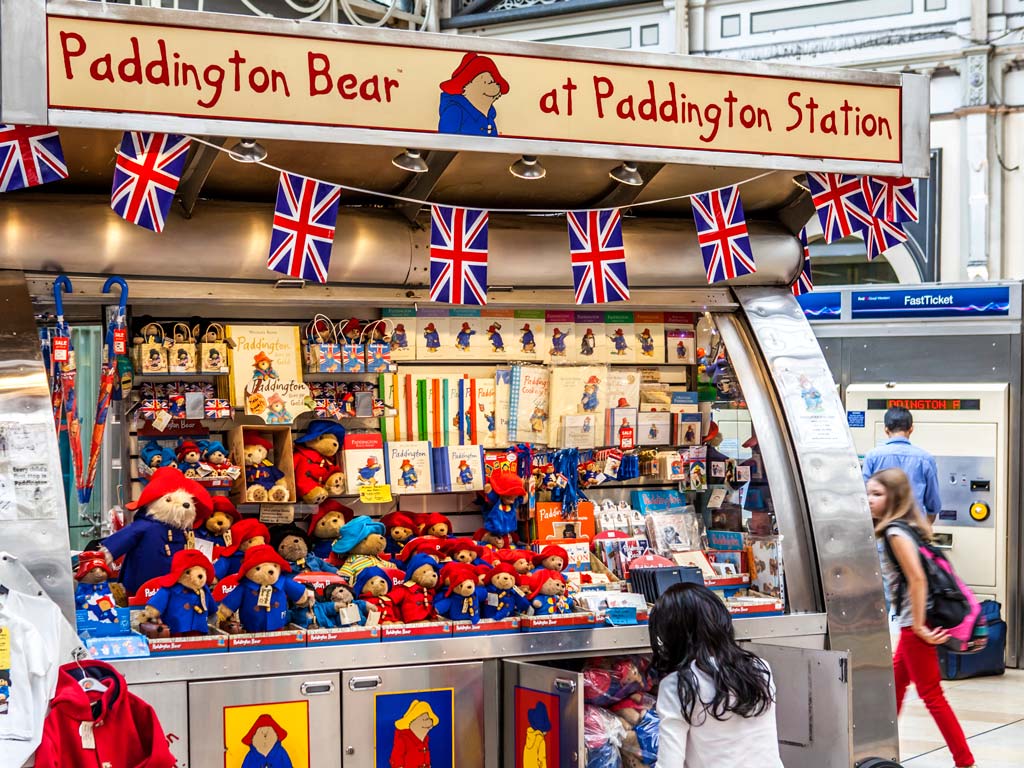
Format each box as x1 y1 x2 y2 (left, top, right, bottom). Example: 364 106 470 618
80 276 128 504
53 276 84 498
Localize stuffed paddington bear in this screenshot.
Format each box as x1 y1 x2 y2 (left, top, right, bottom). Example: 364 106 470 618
271 524 337 574
353 566 402 624
390 554 440 623
481 563 529 620
216 545 313 633
381 511 418 557
434 563 486 624
213 519 271 581
101 467 213 595
417 512 452 539
292 420 347 504
532 544 569 574
397 536 447 568
141 549 217 636
482 470 526 536
528 570 574 615
495 549 537 577
242 433 290 503
306 500 353 559
331 517 392 583
290 583 363 629
476 528 517 553
443 538 489 567
195 496 241 548
74 551 119 622
199 440 236 478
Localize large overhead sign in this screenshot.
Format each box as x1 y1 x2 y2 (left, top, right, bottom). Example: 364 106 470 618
43 11 910 169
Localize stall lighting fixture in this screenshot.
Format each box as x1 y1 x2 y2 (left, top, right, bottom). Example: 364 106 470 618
609 162 643 186
509 155 546 180
392 149 429 173
274 278 306 289
228 138 268 164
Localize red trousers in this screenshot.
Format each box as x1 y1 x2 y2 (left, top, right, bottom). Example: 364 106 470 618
894 628 975 767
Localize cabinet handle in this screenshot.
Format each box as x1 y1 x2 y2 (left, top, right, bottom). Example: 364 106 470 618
301 680 335 696
554 678 577 694
348 675 383 691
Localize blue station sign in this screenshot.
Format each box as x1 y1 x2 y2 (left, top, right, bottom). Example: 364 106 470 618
850 286 1011 319
796 291 842 321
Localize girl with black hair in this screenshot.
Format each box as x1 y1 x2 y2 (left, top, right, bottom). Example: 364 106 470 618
649 582 783 766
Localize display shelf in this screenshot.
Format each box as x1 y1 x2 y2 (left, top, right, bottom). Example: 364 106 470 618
134 372 230 380
111 612 826 684
305 368 396 380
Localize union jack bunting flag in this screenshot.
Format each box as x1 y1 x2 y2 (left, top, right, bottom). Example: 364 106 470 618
268 172 342 284
691 186 756 284
807 172 871 243
429 205 489 305
139 399 164 421
869 175 919 223
792 228 814 296
567 209 630 304
0 124 69 193
863 216 908 262
204 398 232 419
111 132 191 233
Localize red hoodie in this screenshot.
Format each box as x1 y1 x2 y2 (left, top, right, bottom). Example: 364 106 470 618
34 660 177 768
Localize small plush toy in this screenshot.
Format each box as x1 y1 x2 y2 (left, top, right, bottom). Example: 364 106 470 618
536 464 557 492
434 563 485 624
195 496 241 548
353 566 401 624
475 528 515 553
390 554 440 623
176 440 204 479
101 468 213 595
242 433 290 503
331 516 391 583
529 571 574 615
481 563 529 620
271 524 337 574
216 544 313 633
397 536 447 566
292 420 347 504
141 550 217 636
161 447 179 470
306 500 353 559
443 538 487 567
139 440 165 471
532 544 569 574
213 518 271 581
482 470 526 536
199 440 235 478
291 583 363 629
74 551 119 622
495 548 535 577
417 512 452 539
381 511 418 557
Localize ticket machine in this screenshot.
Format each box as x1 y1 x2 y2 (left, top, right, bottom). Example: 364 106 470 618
846 384 1008 605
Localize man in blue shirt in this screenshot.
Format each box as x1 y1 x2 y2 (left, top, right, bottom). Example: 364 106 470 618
862 407 942 519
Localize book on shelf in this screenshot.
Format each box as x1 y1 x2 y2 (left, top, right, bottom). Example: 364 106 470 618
508 364 550 444
385 440 434 495
546 365 607 446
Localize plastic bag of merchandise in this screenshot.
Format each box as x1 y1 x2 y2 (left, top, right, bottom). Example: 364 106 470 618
614 693 659 767
583 656 648 707
584 705 626 768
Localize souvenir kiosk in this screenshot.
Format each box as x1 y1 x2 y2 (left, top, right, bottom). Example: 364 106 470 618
0 2 929 766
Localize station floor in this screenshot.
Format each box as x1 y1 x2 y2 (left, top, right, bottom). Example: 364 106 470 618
899 669 1024 767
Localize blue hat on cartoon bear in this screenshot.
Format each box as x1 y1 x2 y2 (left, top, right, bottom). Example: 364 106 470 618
296 420 346 445
139 440 164 467
527 702 551 732
353 566 390 597
403 554 439 581
332 516 385 556
160 447 178 466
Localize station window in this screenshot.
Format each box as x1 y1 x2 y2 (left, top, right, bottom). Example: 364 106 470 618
640 24 660 47
721 14 741 38
925 0 947 9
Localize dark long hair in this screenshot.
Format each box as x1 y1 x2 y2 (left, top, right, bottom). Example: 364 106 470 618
649 583 774 724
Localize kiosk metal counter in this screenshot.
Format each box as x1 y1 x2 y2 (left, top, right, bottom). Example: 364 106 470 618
0 2 929 766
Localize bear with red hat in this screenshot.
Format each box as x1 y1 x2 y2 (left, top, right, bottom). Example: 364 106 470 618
195 496 241 548
213 518 271 581
216 544 313 633
418 512 452 538
74 551 119 623
527 570 574 615
433 563 486 624
240 714 291 767
140 550 217 636
307 499 353 559
443 538 488 567
390 554 440 623
381 511 418 557
482 563 529 620
101 467 213 595
438 51 509 137
242 433 290 503
481 469 526 536
176 440 204 478
532 544 569 574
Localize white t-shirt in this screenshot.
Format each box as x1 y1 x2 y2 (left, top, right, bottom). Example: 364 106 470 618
656 660 784 768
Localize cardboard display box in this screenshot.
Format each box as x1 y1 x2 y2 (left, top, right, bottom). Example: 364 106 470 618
227 424 296 504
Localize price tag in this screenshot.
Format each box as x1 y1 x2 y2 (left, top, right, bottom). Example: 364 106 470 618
52 337 70 363
487 592 500 607
112 328 128 356
259 504 295 524
618 426 635 451
152 410 172 432
79 721 96 750
605 606 638 626
193 538 215 561
359 484 393 504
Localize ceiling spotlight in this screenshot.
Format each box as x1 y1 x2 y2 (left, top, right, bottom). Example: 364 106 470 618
609 162 643 186
228 138 268 164
392 149 429 173
509 155 546 180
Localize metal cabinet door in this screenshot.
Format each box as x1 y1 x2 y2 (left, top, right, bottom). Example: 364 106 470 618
133 682 189 768
746 643 852 768
188 672 341 768
503 660 583 768
341 662 485 768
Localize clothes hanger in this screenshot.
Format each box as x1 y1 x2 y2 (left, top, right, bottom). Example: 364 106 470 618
72 648 108 693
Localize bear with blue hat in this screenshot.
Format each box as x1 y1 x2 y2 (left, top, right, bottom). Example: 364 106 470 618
390 554 440 623
353 565 401 624
332 516 391 583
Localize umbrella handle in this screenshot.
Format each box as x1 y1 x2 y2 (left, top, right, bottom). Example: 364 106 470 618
101 276 129 318
53 275 72 319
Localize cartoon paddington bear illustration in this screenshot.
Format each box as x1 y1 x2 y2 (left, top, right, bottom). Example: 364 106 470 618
438 53 509 137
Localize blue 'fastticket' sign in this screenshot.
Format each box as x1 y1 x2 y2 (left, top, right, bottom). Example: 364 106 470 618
851 287 1010 319
796 291 842 321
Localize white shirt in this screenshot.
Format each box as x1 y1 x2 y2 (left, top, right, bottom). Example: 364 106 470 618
656 661 784 768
